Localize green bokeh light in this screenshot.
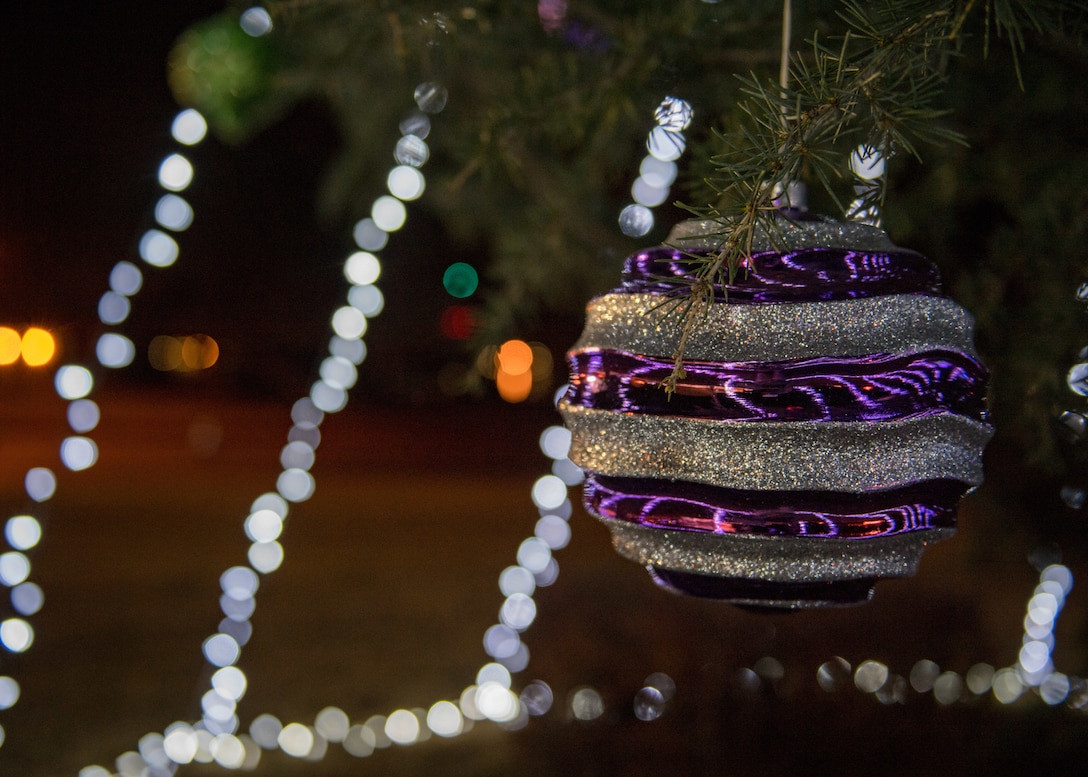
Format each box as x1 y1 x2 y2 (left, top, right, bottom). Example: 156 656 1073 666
443 262 479 298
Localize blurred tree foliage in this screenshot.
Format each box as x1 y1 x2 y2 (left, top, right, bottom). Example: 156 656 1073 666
169 0 1088 522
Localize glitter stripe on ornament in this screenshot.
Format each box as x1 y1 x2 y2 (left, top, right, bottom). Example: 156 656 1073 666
565 348 989 423
620 246 941 302
585 474 967 538
571 293 979 363
666 215 903 252
606 522 951 582
559 402 992 492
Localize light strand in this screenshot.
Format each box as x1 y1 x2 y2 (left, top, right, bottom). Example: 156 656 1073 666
618 96 693 238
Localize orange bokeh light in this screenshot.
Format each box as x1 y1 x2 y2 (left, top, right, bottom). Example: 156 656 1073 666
496 339 533 376
151 334 219 372
21 328 56 366
496 366 533 403
182 334 219 369
0 327 21 365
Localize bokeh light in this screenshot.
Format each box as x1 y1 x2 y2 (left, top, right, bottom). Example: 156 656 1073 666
181 335 219 369
55 365 94 400
0 553 31 586
426 701 463 737
202 633 241 668
348 284 384 318
497 339 532 375
387 165 426 200
97 293 131 325
520 680 554 716
277 468 315 502
247 541 284 574
67 399 100 433
139 229 180 267
384 709 420 745
331 307 367 340
371 195 407 232
0 328 20 365
97 333 136 368
494 339 535 403
24 468 56 502
6 516 42 551
20 328 55 367
442 263 479 298
439 305 475 340
277 723 314 758
109 261 144 295
854 660 889 693
394 134 429 167
171 108 208 145
158 153 194 191
475 682 519 722
344 252 381 286
155 193 195 231
315 707 349 743
60 436 99 471
570 687 605 721
0 619 33 653
352 218 388 251
342 724 376 757
11 582 44 617
240 6 274 36
0 677 21 711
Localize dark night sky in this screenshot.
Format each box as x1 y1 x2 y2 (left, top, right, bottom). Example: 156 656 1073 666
1 2 466 403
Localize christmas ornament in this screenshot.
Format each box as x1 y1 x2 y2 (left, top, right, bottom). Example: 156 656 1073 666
559 215 994 609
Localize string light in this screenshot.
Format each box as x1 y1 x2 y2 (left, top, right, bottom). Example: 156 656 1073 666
618 96 693 238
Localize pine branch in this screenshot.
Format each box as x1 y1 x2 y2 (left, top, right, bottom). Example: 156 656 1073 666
665 0 964 393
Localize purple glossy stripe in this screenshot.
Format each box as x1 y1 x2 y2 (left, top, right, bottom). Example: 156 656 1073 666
620 247 941 302
585 474 966 538
566 349 989 423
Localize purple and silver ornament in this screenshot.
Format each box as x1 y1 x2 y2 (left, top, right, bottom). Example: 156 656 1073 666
559 216 993 608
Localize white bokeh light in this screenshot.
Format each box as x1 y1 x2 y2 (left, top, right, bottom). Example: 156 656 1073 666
155 193 194 231
384 710 420 745
530 475 567 510
0 619 33 653
97 333 137 368
331 306 368 340
109 261 143 295
202 633 241 667
248 541 285 574
426 701 463 738
60 436 99 471
171 109 208 145
6 516 42 551
387 165 426 201
277 723 314 758
0 553 31 587
158 153 194 191
344 252 381 285
24 468 56 502
353 218 388 251
98 291 131 325
371 195 407 232
277 468 316 502
67 399 100 433
139 229 180 267
55 365 94 400
240 6 274 36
